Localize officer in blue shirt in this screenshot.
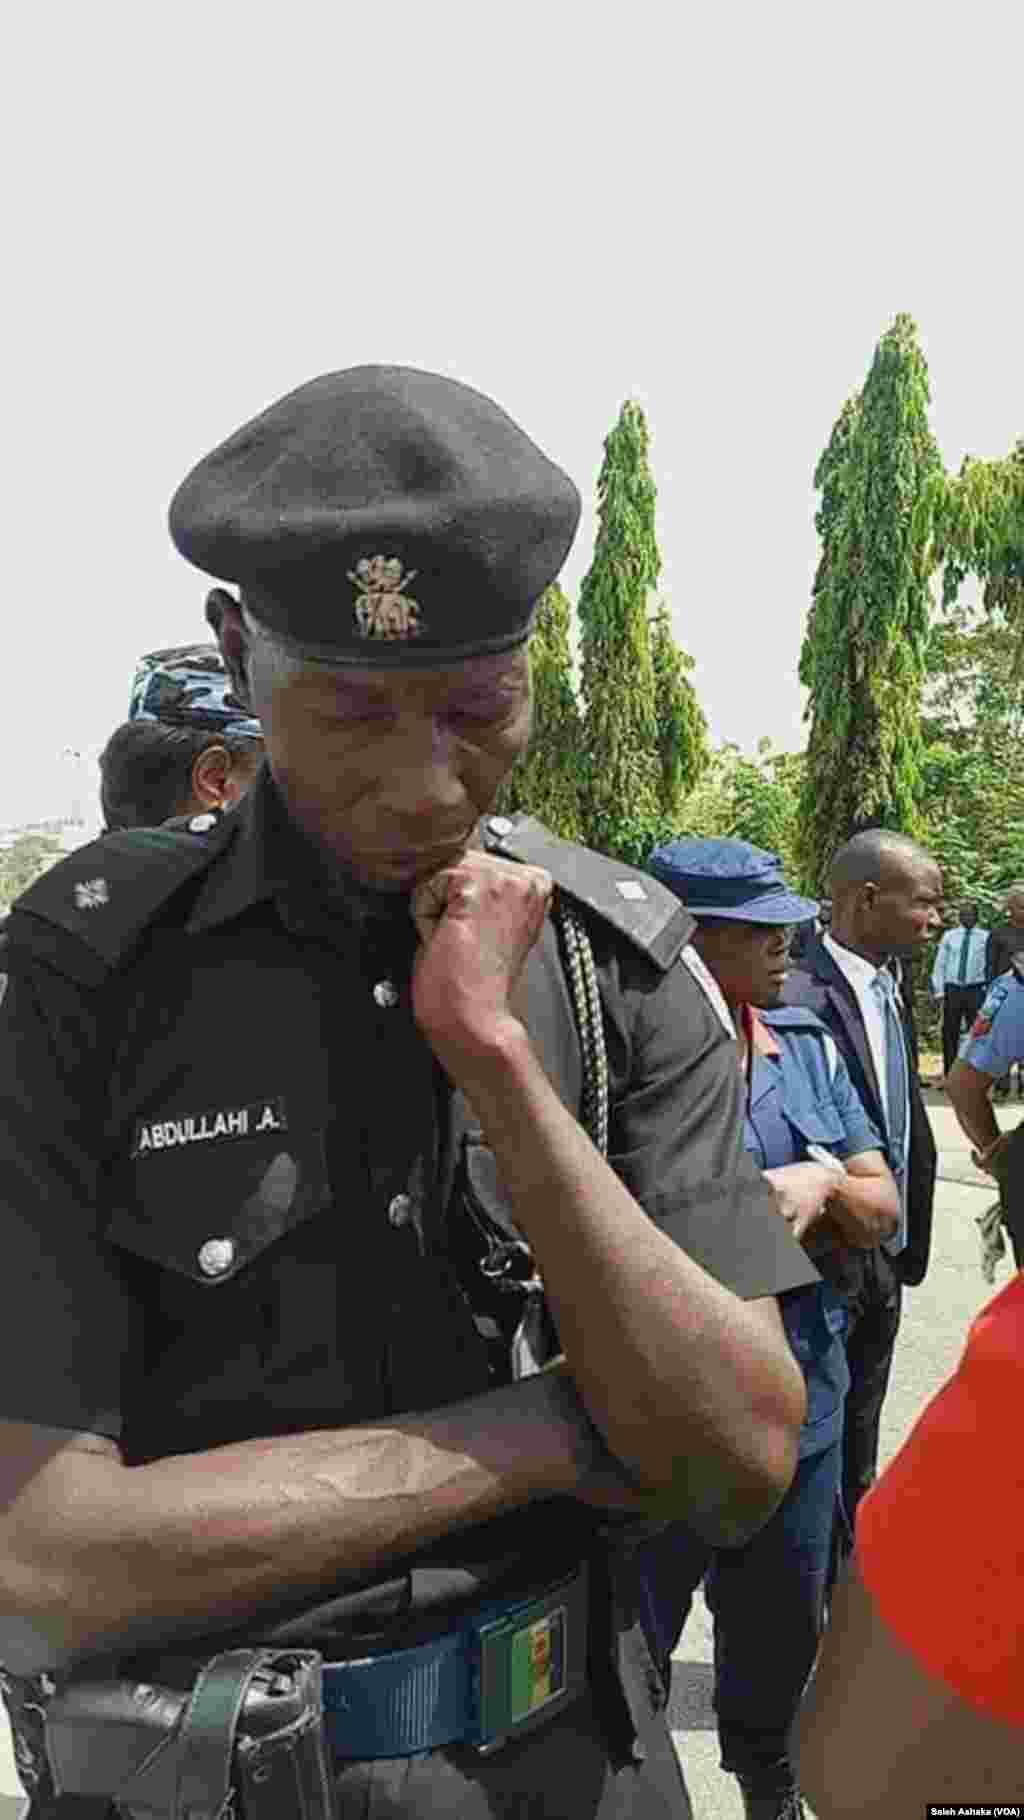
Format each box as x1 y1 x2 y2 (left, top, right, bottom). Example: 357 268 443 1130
948 960 1024 1266
930 902 989 1080
638 840 901 1820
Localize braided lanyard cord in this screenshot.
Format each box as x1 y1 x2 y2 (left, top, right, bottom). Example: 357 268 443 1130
554 895 610 1158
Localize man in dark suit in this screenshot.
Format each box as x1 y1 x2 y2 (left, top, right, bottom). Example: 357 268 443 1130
784 830 942 1549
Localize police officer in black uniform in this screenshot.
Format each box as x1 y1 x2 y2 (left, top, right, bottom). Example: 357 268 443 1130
0 366 818 1819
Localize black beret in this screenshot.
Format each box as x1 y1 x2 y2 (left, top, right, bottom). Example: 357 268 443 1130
169 365 581 667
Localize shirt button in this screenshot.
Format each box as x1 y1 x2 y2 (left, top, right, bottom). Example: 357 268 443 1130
388 1194 413 1228
198 1237 236 1277
373 980 400 1009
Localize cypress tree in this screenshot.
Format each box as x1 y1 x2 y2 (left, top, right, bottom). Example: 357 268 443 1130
577 400 664 864
493 583 584 840
796 315 943 888
649 599 708 820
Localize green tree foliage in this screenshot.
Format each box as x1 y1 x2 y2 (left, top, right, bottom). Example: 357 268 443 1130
936 439 1024 656
577 400 664 864
493 583 585 840
906 600 1024 1050
649 600 709 821
681 742 804 880
0 832 66 911
796 315 944 889
920 603 1024 914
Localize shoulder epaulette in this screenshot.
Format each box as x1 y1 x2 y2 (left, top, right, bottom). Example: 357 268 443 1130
483 814 694 971
8 819 234 979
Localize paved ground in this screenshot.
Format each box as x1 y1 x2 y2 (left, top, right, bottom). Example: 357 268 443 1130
0 1095 1017 1817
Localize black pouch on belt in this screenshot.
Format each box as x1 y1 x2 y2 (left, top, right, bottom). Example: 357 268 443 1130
44 1647 338 1820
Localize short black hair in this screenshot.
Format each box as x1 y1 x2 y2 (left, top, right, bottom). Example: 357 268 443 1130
829 829 933 895
98 720 262 831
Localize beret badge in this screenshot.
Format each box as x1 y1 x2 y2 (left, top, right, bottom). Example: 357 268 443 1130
348 555 424 641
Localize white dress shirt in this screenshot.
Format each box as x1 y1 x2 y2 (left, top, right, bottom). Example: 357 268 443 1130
823 934 893 1126
824 934 912 1254
930 925 989 994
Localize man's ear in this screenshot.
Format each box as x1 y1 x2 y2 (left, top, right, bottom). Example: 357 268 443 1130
206 588 251 708
190 744 232 812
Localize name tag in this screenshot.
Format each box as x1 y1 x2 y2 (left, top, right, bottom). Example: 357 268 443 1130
133 1097 288 1157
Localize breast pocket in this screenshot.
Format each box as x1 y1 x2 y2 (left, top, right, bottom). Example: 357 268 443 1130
103 1114 336 1456
105 1114 332 1289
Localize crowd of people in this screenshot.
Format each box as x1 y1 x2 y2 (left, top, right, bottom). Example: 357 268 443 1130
931 892 1024 1092
0 364 1020 1820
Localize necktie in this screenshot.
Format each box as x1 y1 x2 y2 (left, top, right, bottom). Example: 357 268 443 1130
957 929 971 984
871 968 909 1250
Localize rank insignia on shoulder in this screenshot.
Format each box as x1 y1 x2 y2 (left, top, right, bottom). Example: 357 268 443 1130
483 814 694 971
74 878 110 911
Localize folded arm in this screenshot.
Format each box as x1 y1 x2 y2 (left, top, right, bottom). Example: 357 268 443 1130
0 1369 618 1674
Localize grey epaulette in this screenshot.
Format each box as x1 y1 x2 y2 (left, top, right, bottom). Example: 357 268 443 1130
8 819 233 982
483 814 694 971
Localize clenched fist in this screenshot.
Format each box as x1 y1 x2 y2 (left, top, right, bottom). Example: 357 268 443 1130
411 850 553 1078
763 1162 837 1245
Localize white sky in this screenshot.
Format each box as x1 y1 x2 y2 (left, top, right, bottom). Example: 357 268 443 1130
3 0 1021 831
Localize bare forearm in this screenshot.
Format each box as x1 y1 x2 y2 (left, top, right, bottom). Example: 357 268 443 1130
826 1175 899 1248
459 1025 804 1541
1 1373 591 1671
947 1061 1001 1151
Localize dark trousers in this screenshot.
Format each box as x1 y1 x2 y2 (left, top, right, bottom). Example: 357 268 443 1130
707 1440 843 1793
636 1439 843 1797
941 983 985 1076
836 1247 902 1552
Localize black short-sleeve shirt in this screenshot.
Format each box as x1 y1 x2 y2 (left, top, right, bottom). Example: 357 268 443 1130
0 773 815 1454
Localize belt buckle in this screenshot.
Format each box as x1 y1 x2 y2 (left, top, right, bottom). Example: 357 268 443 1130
465 1564 589 1755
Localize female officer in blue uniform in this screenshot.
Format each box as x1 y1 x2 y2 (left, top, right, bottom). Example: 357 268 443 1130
639 839 901 1820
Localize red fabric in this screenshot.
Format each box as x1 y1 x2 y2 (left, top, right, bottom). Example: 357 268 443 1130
856 1272 1024 1725
741 1004 780 1057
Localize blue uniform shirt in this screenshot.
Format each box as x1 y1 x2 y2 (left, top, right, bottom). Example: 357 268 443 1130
746 1005 884 1457
962 967 1024 1077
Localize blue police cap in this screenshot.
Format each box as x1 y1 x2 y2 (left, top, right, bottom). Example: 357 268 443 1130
168 366 581 668
129 643 262 740
645 837 818 924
